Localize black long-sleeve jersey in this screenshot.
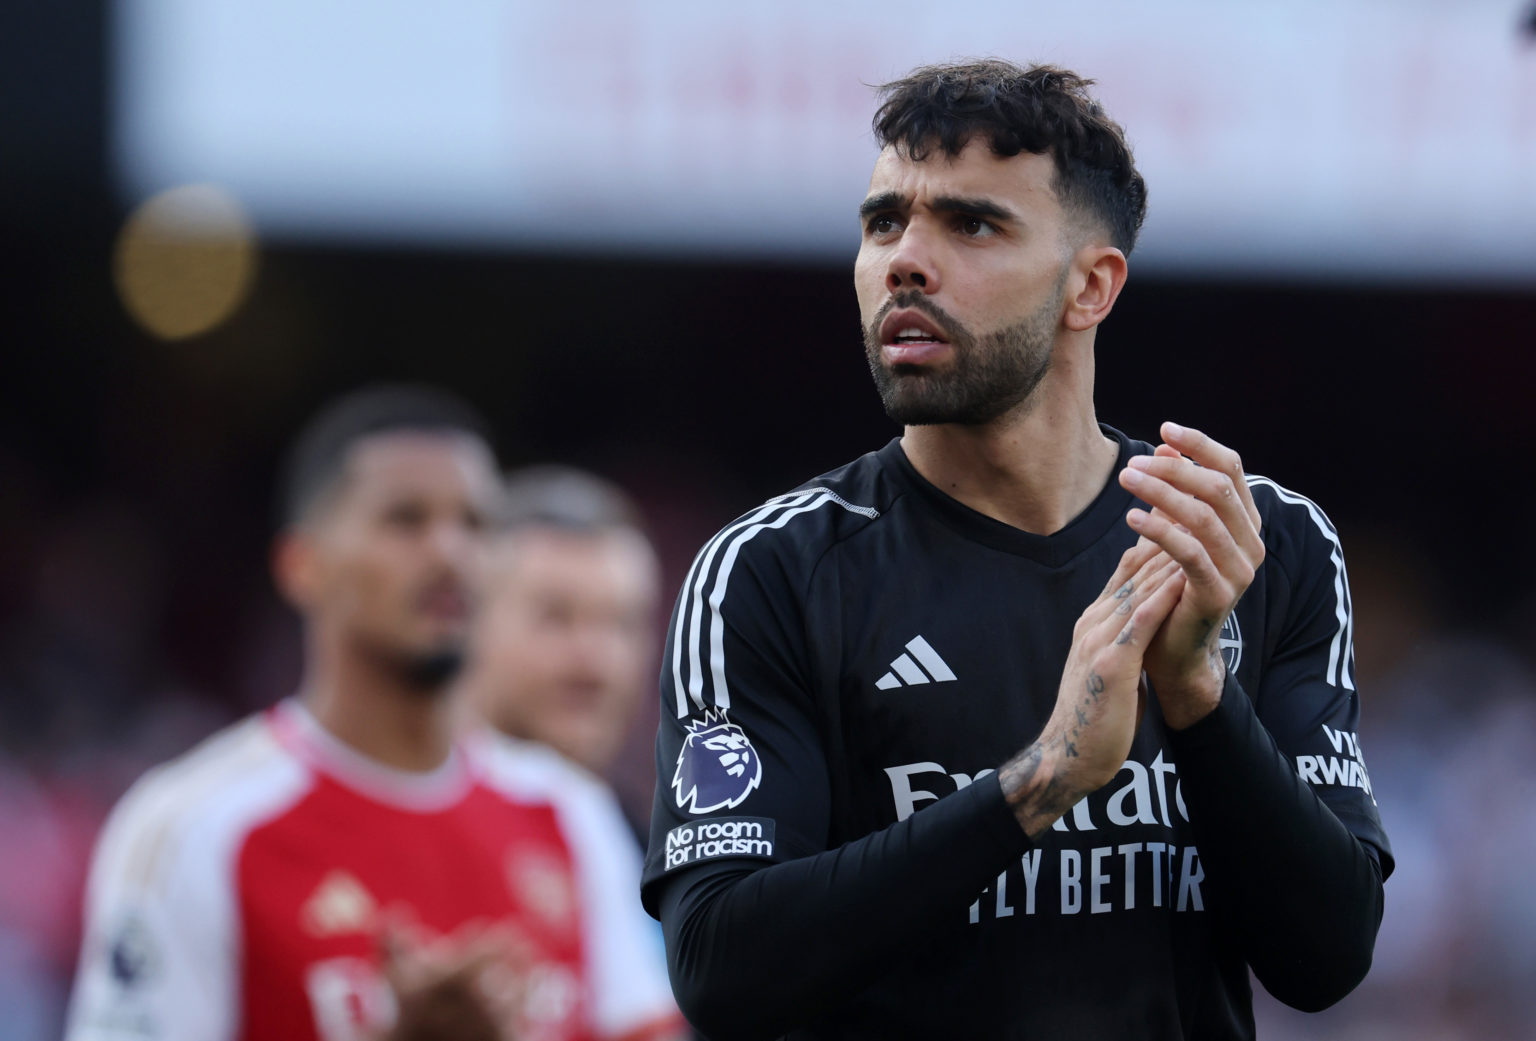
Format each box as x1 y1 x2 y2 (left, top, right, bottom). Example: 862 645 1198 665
642 428 1393 1041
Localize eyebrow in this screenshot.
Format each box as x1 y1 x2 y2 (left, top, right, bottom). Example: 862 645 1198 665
857 191 1018 224
858 191 905 219
931 195 1017 223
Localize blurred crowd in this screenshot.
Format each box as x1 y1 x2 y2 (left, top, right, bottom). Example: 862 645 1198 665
1253 538 1536 1040
2 481 1534 1039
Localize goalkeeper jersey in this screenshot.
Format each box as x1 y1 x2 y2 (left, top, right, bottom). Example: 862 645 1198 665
643 427 1391 1040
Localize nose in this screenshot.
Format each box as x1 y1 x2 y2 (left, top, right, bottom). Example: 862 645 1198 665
571 617 624 670
886 224 940 294
426 513 479 567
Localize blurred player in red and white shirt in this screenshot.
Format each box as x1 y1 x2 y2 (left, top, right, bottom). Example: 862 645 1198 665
66 387 682 1041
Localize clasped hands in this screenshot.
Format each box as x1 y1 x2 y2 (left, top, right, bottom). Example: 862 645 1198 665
1005 422 1265 836
380 914 528 1041
1117 421 1266 728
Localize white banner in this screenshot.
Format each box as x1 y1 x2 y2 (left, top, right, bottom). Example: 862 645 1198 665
115 0 1536 280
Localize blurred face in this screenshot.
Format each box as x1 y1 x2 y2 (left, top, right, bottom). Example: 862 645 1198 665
855 139 1074 425
469 527 659 773
282 433 499 689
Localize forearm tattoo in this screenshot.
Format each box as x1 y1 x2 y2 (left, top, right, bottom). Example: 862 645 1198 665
1000 670 1107 838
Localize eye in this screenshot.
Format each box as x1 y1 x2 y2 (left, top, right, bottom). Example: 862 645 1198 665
383 502 428 531
529 590 577 626
958 216 995 238
866 214 903 238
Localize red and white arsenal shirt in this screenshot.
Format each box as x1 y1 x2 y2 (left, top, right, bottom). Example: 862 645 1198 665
65 701 682 1041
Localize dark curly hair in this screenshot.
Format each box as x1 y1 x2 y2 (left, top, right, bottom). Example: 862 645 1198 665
873 59 1148 254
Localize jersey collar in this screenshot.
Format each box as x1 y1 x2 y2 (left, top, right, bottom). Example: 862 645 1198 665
878 424 1152 567
268 699 478 812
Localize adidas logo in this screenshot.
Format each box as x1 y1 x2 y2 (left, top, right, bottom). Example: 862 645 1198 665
876 636 956 690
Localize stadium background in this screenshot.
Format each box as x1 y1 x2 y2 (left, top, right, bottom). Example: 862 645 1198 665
2 2 1534 1038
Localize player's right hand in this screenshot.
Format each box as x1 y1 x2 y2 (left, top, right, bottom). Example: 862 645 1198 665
380 918 526 1041
1000 539 1184 838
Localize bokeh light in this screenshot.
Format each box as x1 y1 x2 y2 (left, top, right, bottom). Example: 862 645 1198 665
112 183 258 340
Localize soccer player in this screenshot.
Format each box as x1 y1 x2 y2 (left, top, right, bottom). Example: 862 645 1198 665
642 61 1392 1040
458 465 685 1040
464 466 661 786
66 387 676 1041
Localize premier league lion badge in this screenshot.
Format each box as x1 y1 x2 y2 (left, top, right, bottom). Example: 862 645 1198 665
673 709 763 814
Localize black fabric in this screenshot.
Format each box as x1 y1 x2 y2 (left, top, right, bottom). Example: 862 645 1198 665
662 776 1031 1041
1165 673 1385 1012
644 427 1391 1040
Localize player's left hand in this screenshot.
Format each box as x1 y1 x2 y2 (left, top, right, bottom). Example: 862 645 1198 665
1116 422 1265 729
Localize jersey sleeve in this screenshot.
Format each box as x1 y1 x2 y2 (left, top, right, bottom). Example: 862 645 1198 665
65 773 240 1041
641 495 834 912
1163 480 1390 1012
640 495 1035 1039
1249 480 1393 871
550 767 684 1041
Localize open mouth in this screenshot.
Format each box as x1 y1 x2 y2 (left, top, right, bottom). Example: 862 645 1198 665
879 309 950 347
879 308 952 366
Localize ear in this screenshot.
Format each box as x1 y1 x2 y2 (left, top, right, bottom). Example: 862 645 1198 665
272 528 321 612
1063 246 1128 332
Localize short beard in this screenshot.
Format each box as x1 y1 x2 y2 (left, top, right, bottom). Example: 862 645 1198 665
399 648 465 693
863 271 1066 427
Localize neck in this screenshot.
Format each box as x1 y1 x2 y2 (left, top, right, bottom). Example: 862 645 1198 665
899 346 1117 535
299 633 457 772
